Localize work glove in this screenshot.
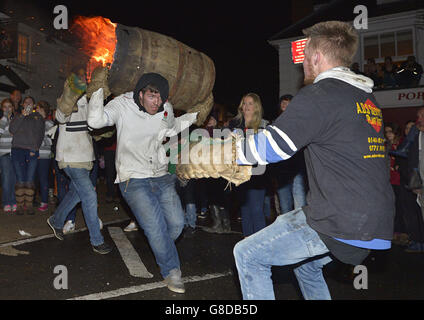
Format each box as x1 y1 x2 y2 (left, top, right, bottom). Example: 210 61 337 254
86 66 111 100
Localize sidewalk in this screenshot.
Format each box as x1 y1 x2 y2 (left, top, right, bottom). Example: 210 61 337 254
0 182 131 245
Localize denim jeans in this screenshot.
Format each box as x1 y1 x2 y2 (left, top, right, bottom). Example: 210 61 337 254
234 208 332 300
11 148 39 184
0 153 16 206
36 158 50 203
238 187 267 237
50 166 104 246
277 172 307 214
119 174 184 278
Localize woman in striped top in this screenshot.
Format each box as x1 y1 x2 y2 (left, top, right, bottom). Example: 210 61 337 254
0 98 17 213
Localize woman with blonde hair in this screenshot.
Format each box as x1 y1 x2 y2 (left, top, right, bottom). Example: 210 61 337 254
230 93 268 133
229 93 269 236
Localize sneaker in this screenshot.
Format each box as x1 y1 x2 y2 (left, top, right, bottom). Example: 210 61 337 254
99 218 103 230
405 241 424 253
12 204 17 213
63 220 75 234
92 242 113 255
197 210 208 219
38 203 48 212
47 216 64 241
124 221 138 232
163 269 185 294
3 205 11 213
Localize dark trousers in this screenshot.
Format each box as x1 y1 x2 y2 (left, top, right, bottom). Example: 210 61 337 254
399 184 424 243
104 150 117 198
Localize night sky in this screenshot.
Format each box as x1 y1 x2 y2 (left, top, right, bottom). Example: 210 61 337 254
1 0 295 120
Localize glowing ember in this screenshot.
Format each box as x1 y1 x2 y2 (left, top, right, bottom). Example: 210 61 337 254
71 16 117 81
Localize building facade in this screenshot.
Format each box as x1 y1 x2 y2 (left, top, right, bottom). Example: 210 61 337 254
268 1 424 125
0 11 86 107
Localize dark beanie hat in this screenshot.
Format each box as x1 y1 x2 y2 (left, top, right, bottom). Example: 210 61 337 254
133 72 169 111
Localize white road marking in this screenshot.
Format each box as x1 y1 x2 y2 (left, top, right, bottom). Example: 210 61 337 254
0 218 130 248
108 226 153 278
68 271 233 300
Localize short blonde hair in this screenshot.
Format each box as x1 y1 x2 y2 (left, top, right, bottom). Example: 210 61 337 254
234 93 263 132
303 21 359 67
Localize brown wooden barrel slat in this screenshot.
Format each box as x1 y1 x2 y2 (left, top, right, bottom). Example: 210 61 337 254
108 24 215 113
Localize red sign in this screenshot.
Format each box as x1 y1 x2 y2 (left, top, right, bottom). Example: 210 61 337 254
291 38 307 64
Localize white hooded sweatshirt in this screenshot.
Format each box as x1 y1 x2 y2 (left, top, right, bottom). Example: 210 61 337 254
87 88 197 183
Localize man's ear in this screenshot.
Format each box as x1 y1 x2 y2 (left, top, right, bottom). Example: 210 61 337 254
313 51 321 66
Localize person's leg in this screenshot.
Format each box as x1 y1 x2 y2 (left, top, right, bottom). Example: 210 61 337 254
11 148 27 214
64 167 104 246
182 179 197 229
55 162 77 223
119 178 181 279
0 154 16 207
104 150 117 199
277 181 294 214
292 172 307 209
157 174 185 240
249 188 267 234
293 255 333 300
234 208 330 300
23 150 39 214
37 158 50 204
50 181 81 229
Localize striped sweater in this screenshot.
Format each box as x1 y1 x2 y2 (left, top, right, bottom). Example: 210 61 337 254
0 116 13 156
39 119 54 159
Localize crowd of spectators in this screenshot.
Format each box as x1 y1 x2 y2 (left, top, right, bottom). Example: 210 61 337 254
352 55 423 90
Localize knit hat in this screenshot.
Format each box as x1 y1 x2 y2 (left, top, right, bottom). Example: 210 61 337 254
133 73 169 112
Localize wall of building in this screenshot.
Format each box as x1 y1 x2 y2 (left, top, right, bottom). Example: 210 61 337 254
0 17 86 108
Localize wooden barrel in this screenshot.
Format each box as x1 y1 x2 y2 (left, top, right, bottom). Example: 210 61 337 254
108 24 215 115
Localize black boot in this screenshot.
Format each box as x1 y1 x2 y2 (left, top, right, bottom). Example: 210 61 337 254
201 205 223 233
217 207 232 234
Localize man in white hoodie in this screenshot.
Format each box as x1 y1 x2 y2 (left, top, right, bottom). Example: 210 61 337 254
232 21 395 300
88 72 197 294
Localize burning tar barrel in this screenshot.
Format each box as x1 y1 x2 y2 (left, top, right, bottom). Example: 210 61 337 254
73 17 215 124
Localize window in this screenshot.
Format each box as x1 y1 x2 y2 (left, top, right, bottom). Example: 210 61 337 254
17 33 30 65
363 29 414 60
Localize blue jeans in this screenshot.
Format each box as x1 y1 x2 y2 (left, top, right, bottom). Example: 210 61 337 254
50 166 103 246
119 174 184 278
234 208 332 300
11 148 38 184
238 188 266 237
277 172 307 214
0 153 16 206
55 161 77 222
36 158 50 203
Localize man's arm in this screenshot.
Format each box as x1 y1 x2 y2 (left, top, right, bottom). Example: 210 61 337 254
236 126 299 166
87 88 116 129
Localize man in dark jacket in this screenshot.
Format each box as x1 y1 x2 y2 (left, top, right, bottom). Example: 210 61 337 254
233 21 395 300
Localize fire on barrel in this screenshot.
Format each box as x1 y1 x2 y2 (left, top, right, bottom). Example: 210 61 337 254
71 16 215 124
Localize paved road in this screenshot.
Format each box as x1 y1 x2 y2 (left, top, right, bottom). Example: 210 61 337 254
0 219 423 302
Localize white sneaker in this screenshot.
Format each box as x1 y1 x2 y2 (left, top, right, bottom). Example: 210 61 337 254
63 220 75 234
124 221 138 232
99 218 103 230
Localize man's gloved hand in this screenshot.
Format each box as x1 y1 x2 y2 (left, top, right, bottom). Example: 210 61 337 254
57 77 83 116
86 66 111 100
176 135 251 187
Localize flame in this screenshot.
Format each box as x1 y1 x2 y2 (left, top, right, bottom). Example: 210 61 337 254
71 16 117 81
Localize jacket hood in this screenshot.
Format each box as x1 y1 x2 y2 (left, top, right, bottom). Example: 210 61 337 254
133 73 169 113
314 66 374 93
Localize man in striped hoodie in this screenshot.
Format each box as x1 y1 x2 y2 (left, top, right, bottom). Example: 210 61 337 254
231 21 395 300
